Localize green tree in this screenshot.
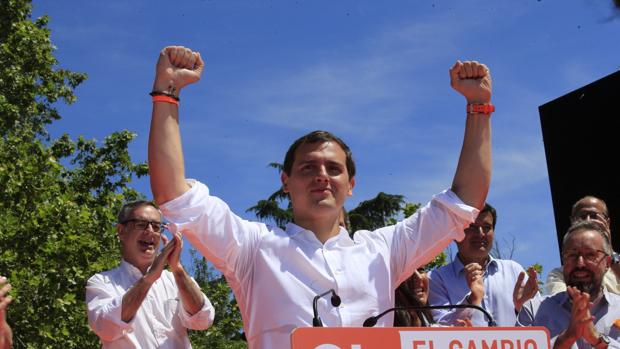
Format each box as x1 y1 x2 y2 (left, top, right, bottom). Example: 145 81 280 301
245 163 292 229
349 192 405 231
0 0 85 137
188 251 246 348
0 1 147 347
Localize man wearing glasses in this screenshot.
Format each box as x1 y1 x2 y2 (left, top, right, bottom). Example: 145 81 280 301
86 201 214 348
428 203 540 326
518 220 620 348
545 196 620 296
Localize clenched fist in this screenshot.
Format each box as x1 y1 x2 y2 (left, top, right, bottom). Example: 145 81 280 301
153 46 205 95
450 60 492 104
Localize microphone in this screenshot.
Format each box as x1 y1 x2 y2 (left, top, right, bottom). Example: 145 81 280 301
362 304 497 327
312 289 342 327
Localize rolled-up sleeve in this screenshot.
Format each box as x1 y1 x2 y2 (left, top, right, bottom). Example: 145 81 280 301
161 180 262 282
178 286 215 330
390 189 479 285
86 275 134 341
515 300 536 327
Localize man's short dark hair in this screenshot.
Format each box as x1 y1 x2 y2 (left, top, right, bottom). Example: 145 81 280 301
480 203 497 229
562 220 612 254
117 200 160 224
282 130 356 179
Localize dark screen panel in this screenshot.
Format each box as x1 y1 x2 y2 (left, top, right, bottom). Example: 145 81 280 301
539 70 620 255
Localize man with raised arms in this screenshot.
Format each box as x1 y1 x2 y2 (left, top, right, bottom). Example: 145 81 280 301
148 45 493 348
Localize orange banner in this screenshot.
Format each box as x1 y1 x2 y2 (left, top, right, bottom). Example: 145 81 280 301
291 327 551 349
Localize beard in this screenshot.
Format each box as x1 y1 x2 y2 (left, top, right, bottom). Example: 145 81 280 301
568 280 596 294
566 268 598 294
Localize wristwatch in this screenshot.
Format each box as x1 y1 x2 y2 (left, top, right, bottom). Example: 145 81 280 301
594 333 611 348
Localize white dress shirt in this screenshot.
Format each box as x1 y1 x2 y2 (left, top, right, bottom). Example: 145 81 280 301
86 260 215 348
161 179 478 349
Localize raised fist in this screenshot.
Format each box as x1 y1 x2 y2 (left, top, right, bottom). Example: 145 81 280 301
450 60 492 104
153 46 205 94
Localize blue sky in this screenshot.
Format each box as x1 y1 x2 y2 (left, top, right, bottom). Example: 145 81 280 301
33 1 620 286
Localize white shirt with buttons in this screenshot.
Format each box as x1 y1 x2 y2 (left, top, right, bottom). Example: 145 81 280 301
86 260 214 348
162 179 477 349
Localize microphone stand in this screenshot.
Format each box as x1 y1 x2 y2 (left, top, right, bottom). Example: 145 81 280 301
312 289 342 327
363 304 497 327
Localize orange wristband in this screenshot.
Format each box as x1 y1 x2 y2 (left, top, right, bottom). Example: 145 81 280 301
467 103 495 115
152 95 179 107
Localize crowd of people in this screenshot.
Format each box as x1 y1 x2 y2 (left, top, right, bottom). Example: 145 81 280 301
394 195 618 349
1 45 616 349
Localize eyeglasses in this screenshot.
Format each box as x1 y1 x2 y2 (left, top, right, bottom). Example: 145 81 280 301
464 223 493 234
562 249 609 264
572 212 609 223
121 219 165 233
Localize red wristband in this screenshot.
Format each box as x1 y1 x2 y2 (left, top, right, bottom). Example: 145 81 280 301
152 95 179 106
467 103 495 115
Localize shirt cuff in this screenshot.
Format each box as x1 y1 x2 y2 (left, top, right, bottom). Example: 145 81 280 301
160 179 207 233
433 189 480 241
92 296 135 337
178 294 215 330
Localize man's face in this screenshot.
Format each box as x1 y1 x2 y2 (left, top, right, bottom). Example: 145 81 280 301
562 229 610 294
571 198 610 231
457 210 495 261
118 205 163 270
281 141 354 222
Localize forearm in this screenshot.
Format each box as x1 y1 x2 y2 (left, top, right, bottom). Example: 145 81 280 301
435 306 485 326
429 288 484 326
148 101 190 205
121 276 154 322
0 323 12 349
552 331 578 349
467 288 484 306
173 266 205 315
451 112 491 209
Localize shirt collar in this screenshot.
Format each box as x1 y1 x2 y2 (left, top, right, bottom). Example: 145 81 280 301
285 222 354 248
453 254 498 275
559 287 611 309
589 287 613 307
120 259 145 280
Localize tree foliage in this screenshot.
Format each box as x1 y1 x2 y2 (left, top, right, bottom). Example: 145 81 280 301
0 1 147 347
349 192 405 232
0 0 86 138
246 163 292 229
188 251 246 348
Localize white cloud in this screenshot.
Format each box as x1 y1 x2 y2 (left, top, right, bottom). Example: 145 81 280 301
493 142 548 195
232 11 482 138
